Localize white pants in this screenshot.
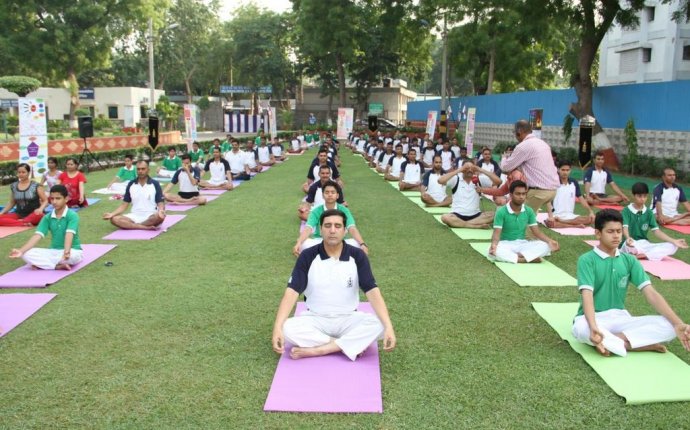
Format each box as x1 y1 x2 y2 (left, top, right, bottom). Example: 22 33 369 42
491 239 550 264
22 248 84 270
572 309 675 356
283 310 384 361
554 212 578 221
157 168 175 178
124 211 156 224
301 238 360 252
621 239 677 261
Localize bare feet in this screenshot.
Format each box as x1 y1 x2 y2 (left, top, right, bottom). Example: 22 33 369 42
55 263 72 270
631 343 667 353
289 341 341 359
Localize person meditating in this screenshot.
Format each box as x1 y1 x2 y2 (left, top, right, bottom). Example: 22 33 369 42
488 180 559 263
653 167 690 226
572 209 690 357
583 151 629 206
106 154 137 194
438 159 498 228
420 155 451 207
163 154 207 205
57 157 88 208
157 147 182 178
200 147 233 190
40 157 62 189
398 149 425 191
9 185 83 270
544 160 595 228
0 163 48 227
272 208 396 361
102 160 166 230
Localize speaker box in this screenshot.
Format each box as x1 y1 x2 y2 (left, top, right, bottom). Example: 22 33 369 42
148 116 159 149
367 115 378 132
78 116 94 138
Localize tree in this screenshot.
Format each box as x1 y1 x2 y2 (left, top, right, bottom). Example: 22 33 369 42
0 76 42 97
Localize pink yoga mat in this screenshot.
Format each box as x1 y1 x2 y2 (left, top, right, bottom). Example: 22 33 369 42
583 240 690 280
264 302 383 413
199 189 227 195
102 215 185 240
0 244 116 288
0 293 57 337
664 224 690 234
0 226 32 239
536 213 595 236
166 196 218 212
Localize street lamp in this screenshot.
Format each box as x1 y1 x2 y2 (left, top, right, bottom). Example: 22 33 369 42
147 19 179 114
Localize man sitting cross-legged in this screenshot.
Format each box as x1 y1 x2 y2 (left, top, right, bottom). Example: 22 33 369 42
653 167 690 226
439 159 498 228
243 140 263 173
293 181 367 256
157 147 182 178
200 147 234 190
620 182 687 261
376 142 395 174
9 185 83 271
102 160 166 230
163 154 207 205
273 208 396 361
571 209 690 357
302 148 342 193
421 155 451 207
271 137 287 161
488 180 559 263
398 148 425 191
256 137 276 167
545 159 595 228
584 151 629 206
106 154 137 194
384 144 406 181
224 139 252 181
306 165 347 208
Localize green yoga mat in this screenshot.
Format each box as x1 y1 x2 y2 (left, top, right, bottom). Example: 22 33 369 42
432 215 493 240
469 242 577 286
407 197 448 214
533 302 690 405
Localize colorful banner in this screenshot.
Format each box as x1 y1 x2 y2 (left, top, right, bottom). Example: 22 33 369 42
529 108 543 139
183 104 197 150
268 107 277 140
336 108 353 140
426 111 438 137
464 107 477 156
18 98 49 177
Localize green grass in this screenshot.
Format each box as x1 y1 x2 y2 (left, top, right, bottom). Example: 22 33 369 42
1 150 690 428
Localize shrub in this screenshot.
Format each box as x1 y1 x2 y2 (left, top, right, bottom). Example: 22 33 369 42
0 76 41 96
557 147 578 165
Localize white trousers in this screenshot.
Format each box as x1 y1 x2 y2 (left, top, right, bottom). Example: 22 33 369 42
157 168 175 178
491 239 550 264
22 248 84 270
572 309 675 356
301 238 360 252
621 239 677 261
283 311 384 361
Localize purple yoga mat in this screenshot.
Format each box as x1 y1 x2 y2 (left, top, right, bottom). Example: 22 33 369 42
264 302 383 413
166 196 218 212
0 293 57 337
199 189 227 195
0 244 116 289
102 214 185 240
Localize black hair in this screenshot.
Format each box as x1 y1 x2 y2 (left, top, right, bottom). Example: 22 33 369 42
631 182 649 195
319 164 331 171
124 154 134 161
506 145 516 151
47 157 59 165
557 159 572 168
65 157 79 165
168 147 176 152
180 154 191 161
595 208 622 231
510 180 528 194
137 159 150 166
594 150 605 158
17 163 31 173
50 184 69 197
192 141 199 146
395 144 402 149
318 147 328 154
212 146 220 152
322 180 340 194
320 208 347 227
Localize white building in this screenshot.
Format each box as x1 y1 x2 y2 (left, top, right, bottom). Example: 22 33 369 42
598 0 690 85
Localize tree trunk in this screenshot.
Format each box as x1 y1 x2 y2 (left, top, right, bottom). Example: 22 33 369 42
486 45 495 95
67 69 79 129
327 93 333 124
335 53 346 108
185 78 193 104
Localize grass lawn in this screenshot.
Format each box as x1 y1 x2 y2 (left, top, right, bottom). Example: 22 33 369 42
1 150 690 428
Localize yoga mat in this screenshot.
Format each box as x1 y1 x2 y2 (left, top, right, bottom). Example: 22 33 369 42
400 190 421 197
152 176 172 183
595 204 623 211
0 293 57 337
264 302 383 413
532 302 690 404
663 224 690 234
0 226 32 239
0 244 117 289
165 196 219 212
102 214 185 240
583 240 690 280
536 213 596 236
199 189 228 195
91 188 120 195
45 198 100 213
407 197 448 214
432 215 493 239
469 242 577 287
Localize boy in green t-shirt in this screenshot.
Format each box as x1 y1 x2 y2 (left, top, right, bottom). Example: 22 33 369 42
189 141 204 169
157 147 182 177
488 180 559 263
106 154 136 194
9 185 83 270
572 209 690 357
621 182 687 261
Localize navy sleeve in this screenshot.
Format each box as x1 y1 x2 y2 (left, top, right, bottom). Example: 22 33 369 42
493 160 502 177
679 187 687 203
306 182 317 203
203 160 211 171
572 179 582 198
583 168 593 183
253 149 259 160
222 159 231 172
122 181 134 203
352 247 377 292
605 169 613 183
652 183 664 208
287 247 318 294
153 180 164 203
420 164 425 174
170 169 181 185
422 171 431 187
378 152 385 163
307 165 316 181
336 184 345 204
388 156 395 166
193 167 201 181
400 161 408 173
330 161 340 179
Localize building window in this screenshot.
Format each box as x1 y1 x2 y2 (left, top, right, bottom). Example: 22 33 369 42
642 48 652 63
620 50 638 73
684 45 690 61
645 6 655 22
108 106 118 119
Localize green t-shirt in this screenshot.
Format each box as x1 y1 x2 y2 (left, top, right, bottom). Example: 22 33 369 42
305 135 313 143
621 204 658 243
220 142 231 153
117 166 136 181
189 149 204 162
493 204 537 241
162 156 182 171
312 133 320 143
576 248 650 316
306 203 355 238
35 207 82 250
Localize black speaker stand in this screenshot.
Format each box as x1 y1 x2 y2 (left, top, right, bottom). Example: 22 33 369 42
78 137 104 174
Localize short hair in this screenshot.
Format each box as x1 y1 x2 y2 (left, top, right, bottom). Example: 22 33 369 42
433 155 442 162
320 208 347 227
557 159 572 168
180 154 191 161
213 138 220 143
510 180 528 194
462 159 475 166
231 138 239 144
408 148 417 154
137 159 150 166
631 182 648 195
50 184 69 197
322 180 340 193
212 146 221 152
460 146 467 151
506 145 516 151
124 154 134 161
168 147 176 152
594 150 605 158
47 157 58 165
318 148 328 154
395 144 402 149
595 208 622 231
663 167 675 176
319 164 331 172
514 120 532 134
192 141 199 146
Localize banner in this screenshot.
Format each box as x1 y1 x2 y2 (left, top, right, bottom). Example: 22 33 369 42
336 107 353 140
183 104 198 150
18 98 49 177
224 113 264 134
529 108 543 139
464 107 477 156
268 107 277 140
123 106 135 128
426 111 437 137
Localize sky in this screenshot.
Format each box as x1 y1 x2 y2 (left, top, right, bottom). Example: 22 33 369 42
219 0 293 19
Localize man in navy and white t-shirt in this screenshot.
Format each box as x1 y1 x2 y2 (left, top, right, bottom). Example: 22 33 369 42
163 154 207 205
272 209 396 361
653 167 690 226
399 148 425 191
438 159 497 229
545 160 595 228
421 155 451 207
583 151 629 205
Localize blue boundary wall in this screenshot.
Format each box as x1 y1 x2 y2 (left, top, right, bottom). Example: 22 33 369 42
407 80 690 132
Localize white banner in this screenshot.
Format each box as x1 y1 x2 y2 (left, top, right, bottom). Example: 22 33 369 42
464 107 477 156
123 105 135 128
426 110 437 138
18 98 49 177
336 107 353 140
183 104 197 150
269 107 277 140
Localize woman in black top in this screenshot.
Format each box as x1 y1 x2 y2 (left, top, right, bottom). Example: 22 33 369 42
0 163 48 226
